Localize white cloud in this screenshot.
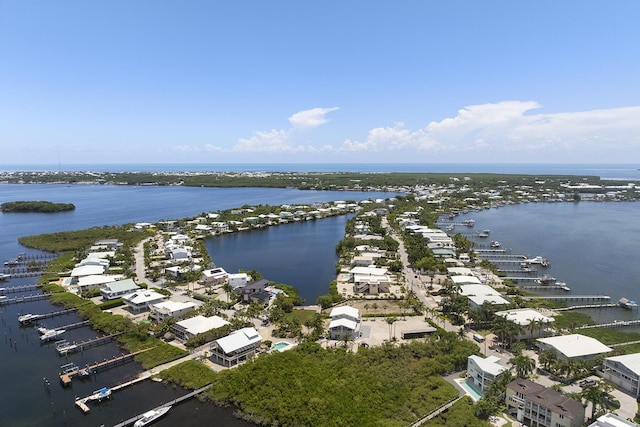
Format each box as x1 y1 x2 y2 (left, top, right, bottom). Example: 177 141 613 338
171 145 200 152
232 107 339 153
288 107 339 129
338 101 640 160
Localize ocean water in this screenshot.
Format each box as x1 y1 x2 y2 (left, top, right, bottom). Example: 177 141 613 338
1 162 640 180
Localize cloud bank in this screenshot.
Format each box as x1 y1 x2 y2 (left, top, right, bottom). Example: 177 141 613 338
174 101 640 161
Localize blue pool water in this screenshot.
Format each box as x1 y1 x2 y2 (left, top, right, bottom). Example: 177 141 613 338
458 379 483 401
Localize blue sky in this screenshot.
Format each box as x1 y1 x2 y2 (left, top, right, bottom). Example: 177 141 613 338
1 1 639 165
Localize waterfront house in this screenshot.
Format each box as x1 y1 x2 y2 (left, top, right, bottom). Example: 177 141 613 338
505 378 584 427
459 284 510 311
228 273 249 288
600 353 640 397
210 327 262 367
495 308 554 340
328 305 361 340
76 274 124 294
70 264 107 283
240 279 271 304
172 315 229 340
467 355 507 394
100 278 140 300
150 301 196 323
123 290 167 312
199 267 228 286
536 334 613 361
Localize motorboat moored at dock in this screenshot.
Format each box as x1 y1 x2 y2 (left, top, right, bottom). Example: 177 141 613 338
619 298 639 310
134 406 172 427
18 313 39 324
40 329 66 342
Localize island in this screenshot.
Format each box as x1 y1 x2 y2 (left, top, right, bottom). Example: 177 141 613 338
1 200 76 213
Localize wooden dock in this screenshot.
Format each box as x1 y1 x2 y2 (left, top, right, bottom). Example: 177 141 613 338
112 384 212 427
555 303 619 311
18 307 77 324
56 333 121 356
59 347 155 386
578 320 640 330
523 295 611 302
0 284 39 293
2 294 50 305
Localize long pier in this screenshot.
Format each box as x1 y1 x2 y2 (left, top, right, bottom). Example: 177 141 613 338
2 294 50 305
0 284 39 293
578 320 640 330
53 320 90 332
56 333 122 356
555 303 619 311
59 347 155 386
523 295 611 302
18 308 77 324
112 384 212 427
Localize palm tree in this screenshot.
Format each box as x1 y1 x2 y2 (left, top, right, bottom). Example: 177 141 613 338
538 348 558 371
582 379 613 423
386 316 397 340
339 332 354 350
511 354 536 378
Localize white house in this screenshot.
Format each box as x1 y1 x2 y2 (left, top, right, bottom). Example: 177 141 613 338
536 334 613 361
601 353 640 397
495 308 554 340
150 301 196 323
459 284 510 311
76 274 123 294
172 315 229 340
199 267 228 286
100 278 140 300
467 355 507 394
70 264 106 283
123 290 167 312
328 306 361 340
350 266 391 294
228 273 249 289
210 327 262 367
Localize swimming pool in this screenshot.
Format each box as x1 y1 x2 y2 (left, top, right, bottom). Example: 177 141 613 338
456 378 483 401
270 341 293 352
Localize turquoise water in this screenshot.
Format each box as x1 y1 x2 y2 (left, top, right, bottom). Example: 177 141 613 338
459 379 483 401
270 342 291 352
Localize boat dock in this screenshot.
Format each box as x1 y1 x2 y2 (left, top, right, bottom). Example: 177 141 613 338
0 284 39 293
56 333 122 356
577 319 640 330
112 384 212 427
523 295 611 302
518 284 570 291
52 320 90 332
2 294 50 305
18 307 78 324
555 303 619 311
59 347 155 386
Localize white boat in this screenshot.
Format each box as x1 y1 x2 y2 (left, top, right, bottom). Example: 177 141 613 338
462 219 475 227
477 230 489 238
37 326 50 335
0 273 11 281
18 313 39 324
87 387 111 401
134 406 172 427
555 282 571 292
40 329 66 342
619 298 639 310
490 240 501 248
524 256 549 267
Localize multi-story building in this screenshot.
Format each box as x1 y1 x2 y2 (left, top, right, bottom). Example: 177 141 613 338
505 378 584 427
466 355 507 394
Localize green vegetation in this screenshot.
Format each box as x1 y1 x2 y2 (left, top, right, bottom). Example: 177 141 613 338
579 327 640 346
19 225 149 253
1 200 75 213
553 312 595 330
208 333 478 427
424 396 490 427
158 360 217 389
316 280 345 308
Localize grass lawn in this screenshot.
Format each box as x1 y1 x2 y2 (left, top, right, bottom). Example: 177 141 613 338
285 309 318 324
